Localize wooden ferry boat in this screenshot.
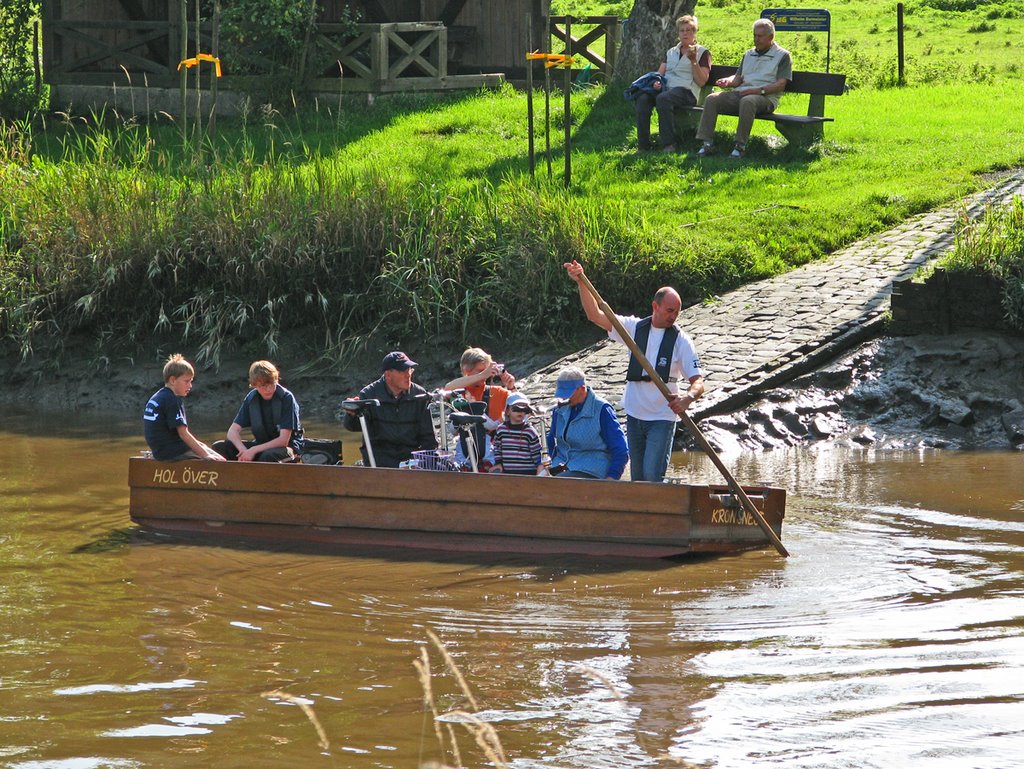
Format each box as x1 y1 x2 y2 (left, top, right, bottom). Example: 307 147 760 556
127 458 786 558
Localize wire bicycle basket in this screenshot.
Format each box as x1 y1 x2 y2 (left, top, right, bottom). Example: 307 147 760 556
410 449 460 472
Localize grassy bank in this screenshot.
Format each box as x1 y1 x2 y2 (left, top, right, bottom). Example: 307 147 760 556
2 0 1024 369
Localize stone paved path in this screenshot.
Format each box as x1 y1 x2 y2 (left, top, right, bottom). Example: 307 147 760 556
518 170 1024 418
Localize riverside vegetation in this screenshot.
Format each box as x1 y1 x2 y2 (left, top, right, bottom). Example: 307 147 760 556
939 196 1024 329
2 0 1024 374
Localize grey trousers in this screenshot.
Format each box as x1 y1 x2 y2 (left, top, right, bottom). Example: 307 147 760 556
696 90 775 147
635 86 697 149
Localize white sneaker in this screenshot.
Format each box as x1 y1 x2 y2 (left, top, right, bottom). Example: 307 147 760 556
729 145 746 158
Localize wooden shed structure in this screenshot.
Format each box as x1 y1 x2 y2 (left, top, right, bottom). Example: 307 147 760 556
322 1 551 78
42 0 557 113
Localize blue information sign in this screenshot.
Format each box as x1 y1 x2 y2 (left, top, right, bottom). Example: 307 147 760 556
761 8 833 70
761 8 831 32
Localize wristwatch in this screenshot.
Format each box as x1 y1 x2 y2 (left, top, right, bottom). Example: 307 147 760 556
760 88 766 96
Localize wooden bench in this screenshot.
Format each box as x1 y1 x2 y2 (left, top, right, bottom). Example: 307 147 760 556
673 64 846 148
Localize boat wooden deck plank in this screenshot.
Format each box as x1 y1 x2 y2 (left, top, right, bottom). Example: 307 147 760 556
130 460 699 514
130 488 694 539
128 459 786 558
135 517 701 558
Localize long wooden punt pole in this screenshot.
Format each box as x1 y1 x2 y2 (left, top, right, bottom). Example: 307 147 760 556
577 273 789 557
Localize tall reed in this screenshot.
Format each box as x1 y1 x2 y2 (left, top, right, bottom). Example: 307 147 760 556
0 114 666 364
4 73 1023 365
413 629 509 769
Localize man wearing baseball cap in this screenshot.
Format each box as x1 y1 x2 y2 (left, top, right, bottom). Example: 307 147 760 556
546 367 628 480
342 351 437 467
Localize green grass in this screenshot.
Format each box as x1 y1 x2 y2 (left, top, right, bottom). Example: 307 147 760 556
556 0 1024 87
2 1 1024 367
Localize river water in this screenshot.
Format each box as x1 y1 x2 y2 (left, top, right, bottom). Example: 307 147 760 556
1 411 1021 769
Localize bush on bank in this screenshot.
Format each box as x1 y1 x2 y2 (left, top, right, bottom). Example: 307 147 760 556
0 1 44 119
940 196 1024 331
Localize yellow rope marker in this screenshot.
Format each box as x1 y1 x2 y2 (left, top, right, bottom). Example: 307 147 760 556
547 54 577 69
177 53 222 77
524 51 577 68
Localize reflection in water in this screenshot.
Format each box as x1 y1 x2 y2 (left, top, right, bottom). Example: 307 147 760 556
0 416 1021 768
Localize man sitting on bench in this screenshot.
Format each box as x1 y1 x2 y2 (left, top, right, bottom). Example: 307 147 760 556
696 18 792 159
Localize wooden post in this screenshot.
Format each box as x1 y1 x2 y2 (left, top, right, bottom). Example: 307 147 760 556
437 23 447 78
544 14 551 179
209 0 220 136
298 0 318 84
373 25 387 92
526 13 535 178
194 0 202 143
33 20 42 97
40 0 54 84
897 3 905 85
826 22 831 73
606 17 619 81
179 0 187 137
563 16 571 188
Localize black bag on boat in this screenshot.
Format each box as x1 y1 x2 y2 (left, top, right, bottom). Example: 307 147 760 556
300 438 342 465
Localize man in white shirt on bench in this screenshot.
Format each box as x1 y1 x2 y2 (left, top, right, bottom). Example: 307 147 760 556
696 18 793 158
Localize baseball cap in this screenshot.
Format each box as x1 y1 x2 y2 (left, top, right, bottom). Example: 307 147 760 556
382 351 417 371
554 379 585 399
506 392 533 413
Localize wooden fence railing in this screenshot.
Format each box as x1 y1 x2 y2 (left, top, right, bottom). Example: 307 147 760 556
316 22 446 88
44 19 174 85
548 15 620 81
42 20 493 94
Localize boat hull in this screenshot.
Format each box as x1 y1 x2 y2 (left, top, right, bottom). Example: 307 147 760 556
128 458 785 558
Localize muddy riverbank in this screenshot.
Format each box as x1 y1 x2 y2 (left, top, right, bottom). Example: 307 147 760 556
4 330 1023 452
696 331 1024 453
0 333 585 422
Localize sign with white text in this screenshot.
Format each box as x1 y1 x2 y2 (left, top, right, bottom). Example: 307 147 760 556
761 8 831 31
761 8 833 70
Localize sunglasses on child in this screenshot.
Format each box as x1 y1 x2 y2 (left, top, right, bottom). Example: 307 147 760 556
510 405 532 413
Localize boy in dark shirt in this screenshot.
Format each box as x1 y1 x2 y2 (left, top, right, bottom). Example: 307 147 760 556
142 354 225 462
213 360 304 462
